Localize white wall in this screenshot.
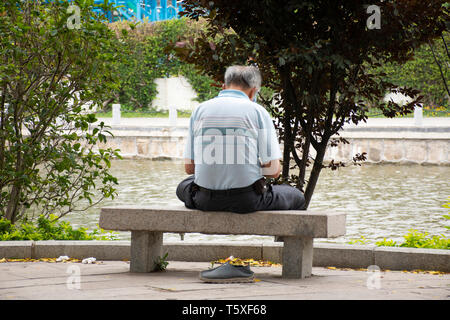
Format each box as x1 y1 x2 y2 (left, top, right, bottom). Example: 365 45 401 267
151 76 199 111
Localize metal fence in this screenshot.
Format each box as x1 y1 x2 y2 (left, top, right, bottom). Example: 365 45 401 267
92 0 183 22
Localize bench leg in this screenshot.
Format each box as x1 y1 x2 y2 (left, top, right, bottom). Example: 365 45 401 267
274 236 284 242
281 236 313 279
130 231 163 272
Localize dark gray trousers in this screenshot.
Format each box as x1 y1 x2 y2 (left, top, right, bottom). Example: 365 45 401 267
176 175 306 213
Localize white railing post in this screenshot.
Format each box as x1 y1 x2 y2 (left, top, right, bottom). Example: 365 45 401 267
112 103 121 125
414 104 423 126
169 105 177 127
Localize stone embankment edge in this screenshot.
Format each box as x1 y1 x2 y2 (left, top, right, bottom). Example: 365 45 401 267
0 241 449 272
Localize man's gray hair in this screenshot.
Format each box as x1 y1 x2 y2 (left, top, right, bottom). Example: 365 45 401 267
224 65 262 90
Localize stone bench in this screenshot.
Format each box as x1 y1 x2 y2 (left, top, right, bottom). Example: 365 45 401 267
99 205 346 278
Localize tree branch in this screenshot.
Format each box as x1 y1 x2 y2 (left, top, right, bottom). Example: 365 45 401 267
441 33 450 60
429 40 450 97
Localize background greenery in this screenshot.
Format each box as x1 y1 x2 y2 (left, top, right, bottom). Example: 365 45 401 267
105 18 220 112
370 32 450 116
105 19 449 116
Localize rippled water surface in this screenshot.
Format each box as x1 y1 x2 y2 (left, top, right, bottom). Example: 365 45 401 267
66 160 450 245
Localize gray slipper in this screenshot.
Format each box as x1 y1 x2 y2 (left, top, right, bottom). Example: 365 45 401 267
199 262 255 283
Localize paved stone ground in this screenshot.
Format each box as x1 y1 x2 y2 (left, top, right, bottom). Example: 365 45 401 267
0 261 448 300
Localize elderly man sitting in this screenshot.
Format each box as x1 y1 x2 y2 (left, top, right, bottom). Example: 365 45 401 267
176 65 305 213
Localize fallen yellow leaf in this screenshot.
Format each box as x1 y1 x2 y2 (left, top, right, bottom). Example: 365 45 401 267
212 257 282 268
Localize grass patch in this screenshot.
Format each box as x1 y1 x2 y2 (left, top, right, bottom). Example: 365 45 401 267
0 215 118 241
366 105 450 118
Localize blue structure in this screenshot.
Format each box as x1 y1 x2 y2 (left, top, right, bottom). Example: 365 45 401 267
92 0 183 22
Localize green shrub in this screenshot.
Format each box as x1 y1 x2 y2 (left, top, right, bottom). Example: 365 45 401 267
107 18 220 112
443 198 450 230
347 235 370 245
375 238 398 247
0 215 117 241
376 229 449 250
154 252 169 271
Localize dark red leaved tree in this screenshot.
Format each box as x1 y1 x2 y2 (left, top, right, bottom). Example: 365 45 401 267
174 0 448 208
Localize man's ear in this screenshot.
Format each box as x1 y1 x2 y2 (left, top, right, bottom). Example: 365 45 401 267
249 88 258 100
222 83 226 89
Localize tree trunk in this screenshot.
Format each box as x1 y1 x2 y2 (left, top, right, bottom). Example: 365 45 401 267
5 183 21 224
5 99 24 223
297 133 310 192
282 112 292 181
303 141 328 209
5 147 24 223
0 84 6 177
428 40 450 98
297 109 314 192
278 66 295 182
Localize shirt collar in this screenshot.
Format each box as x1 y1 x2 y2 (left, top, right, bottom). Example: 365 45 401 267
217 89 250 100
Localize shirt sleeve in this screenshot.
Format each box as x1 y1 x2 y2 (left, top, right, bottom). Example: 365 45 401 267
183 113 195 160
258 109 282 164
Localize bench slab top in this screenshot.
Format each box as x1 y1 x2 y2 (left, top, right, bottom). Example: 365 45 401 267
99 205 346 238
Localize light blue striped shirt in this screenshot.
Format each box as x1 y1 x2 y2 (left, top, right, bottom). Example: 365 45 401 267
184 89 282 190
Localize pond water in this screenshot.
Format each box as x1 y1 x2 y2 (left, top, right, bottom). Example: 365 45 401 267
65 160 450 245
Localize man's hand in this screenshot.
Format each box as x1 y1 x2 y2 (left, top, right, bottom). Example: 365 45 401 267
261 159 281 178
184 158 195 174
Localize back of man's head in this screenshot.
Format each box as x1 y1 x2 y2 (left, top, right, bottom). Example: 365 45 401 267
224 65 261 90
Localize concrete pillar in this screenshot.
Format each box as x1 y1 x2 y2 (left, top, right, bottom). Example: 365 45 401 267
130 231 163 272
414 104 423 126
169 106 177 127
282 236 314 279
112 104 121 125
136 0 142 21
160 0 167 20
